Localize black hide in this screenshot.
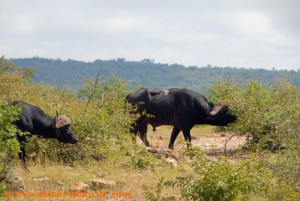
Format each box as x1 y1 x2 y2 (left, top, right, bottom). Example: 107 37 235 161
10 101 78 163
126 88 237 149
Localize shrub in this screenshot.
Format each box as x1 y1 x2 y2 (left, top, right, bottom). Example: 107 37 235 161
131 154 152 170
166 147 257 201
207 78 300 199
0 56 35 79
0 58 135 165
129 147 163 170
207 78 299 150
0 103 21 195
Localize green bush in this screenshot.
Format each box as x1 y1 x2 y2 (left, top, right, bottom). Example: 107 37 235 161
131 154 152 170
0 56 35 79
21 78 135 164
0 103 21 195
207 78 299 150
78 76 130 101
207 78 300 200
0 58 135 165
167 147 257 201
75 77 135 158
128 147 162 170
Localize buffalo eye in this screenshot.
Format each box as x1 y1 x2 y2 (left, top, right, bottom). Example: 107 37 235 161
57 126 70 133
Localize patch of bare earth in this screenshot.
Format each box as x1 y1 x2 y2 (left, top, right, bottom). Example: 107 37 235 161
146 126 248 160
191 133 247 159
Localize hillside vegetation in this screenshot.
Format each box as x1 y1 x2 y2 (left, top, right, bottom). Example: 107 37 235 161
10 57 300 91
0 57 299 200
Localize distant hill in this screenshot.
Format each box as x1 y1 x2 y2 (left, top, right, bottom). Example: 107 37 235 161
10 57 300 92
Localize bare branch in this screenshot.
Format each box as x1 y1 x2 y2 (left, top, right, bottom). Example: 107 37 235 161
84 67 103 113
223 133 238 156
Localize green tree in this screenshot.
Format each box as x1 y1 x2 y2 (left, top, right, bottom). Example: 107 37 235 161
0 56 36 79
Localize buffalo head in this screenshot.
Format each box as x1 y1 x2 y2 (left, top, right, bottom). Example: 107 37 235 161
207 103 237 126
52 112 78 144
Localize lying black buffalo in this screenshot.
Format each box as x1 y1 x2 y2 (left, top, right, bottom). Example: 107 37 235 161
10 101 78 163
126 88 237 149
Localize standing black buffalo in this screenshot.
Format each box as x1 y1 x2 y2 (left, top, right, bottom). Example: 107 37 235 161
126 88 237 149
10 101 78 163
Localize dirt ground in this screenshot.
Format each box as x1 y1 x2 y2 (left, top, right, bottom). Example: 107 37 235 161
192 133 246 151
143 126 247 158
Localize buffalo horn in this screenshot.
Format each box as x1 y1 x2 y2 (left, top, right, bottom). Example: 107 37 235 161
210 103 225 116
52 111 71 128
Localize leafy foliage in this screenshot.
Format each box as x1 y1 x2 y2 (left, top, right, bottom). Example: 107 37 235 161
0 58 29 194
79 76 130 100
206 79 300 199
0 58 135 166
166 147 257 201
1 56 36 79
0 104 21 195
208 78 299 150
128 147 163 170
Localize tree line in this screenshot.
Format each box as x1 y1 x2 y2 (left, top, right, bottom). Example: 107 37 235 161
10 57 300 92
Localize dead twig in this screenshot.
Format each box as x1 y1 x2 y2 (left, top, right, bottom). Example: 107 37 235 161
223 133 238 156
84 67 103 113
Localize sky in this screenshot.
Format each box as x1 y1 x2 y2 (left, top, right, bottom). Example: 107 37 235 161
0 0 299 70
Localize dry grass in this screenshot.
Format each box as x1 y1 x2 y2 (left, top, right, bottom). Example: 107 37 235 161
12 160 185 200
9 126 246 200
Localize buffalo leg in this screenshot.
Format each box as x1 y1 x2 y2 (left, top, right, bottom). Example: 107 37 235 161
18 146 28 169
139 123 150 147
17 135 28 169
130 124 139 143
168 127 181 149
182 128 192 147
130 117 145 143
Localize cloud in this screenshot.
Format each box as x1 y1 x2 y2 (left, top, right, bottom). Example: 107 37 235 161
236 11 271 35
0 0 299 70
104 16 145 33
